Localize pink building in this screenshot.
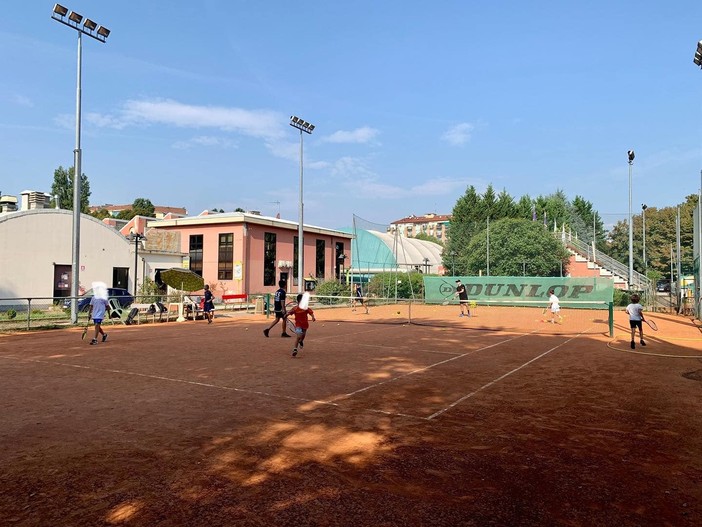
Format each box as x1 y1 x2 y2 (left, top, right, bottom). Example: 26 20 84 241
149 212 353 297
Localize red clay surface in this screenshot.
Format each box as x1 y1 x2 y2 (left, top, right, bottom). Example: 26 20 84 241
1 304 701 526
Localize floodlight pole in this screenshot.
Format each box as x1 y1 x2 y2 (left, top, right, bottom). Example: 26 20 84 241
129 232 146 297
51 4 110 323
642 204 648 275
289 116 315 293
694 42 702 319
627 150 635 289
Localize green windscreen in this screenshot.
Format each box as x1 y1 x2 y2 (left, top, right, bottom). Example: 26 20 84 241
423 276 614 307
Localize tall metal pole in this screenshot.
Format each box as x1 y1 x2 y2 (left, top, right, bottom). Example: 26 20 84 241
133 235 139 297
627 150 635 289
486 217 490 276
642 204 647 275
70 31 83 323
52 5 111 323
289 116 314 293
297 128 304 293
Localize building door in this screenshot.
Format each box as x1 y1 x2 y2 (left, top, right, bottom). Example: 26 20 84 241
113 267 129 289
53 264 71 299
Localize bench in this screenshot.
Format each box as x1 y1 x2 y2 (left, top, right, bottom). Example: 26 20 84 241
128 303 170 324
128 303 155 324
222 293 250 310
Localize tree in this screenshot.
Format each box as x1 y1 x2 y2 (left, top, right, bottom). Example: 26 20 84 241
50 166 91 212
605 195 698 277
414 232 443 246
116 198 156 220
464 218 570 277
90 208 111 220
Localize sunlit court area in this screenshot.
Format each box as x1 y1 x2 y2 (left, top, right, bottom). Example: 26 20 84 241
2 301 702 526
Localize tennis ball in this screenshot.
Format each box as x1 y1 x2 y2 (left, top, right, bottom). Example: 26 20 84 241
245 327 248 330
397 311 401 314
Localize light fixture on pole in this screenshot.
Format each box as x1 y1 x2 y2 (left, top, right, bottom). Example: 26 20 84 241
694 39 702 68
51 4 111 323
423 257 430 274
289 115 315 293
627 150 635 289
337 253 347 282
641 204 648 275
129 232 147 297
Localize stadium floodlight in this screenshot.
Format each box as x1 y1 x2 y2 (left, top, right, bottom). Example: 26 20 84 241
627 150 635 289
97 26 111 39
695 40 702 68
289 115 315 292
53 4 69 16
51 5 110 323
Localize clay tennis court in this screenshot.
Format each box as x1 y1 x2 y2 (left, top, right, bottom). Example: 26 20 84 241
1 303 701 526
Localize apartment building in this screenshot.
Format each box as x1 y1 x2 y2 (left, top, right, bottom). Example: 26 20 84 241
389 213 451 241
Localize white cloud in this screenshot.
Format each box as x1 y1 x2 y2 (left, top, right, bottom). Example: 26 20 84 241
12 94 33 107
323 126 380 144
172 135 238 150
85 98 285 141
441 122 475 146
328 156 470 198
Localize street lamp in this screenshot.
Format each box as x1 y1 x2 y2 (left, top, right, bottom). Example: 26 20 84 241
450 250 457 276
289 116 315 293
129 232 146 297
627 150 635 289
694 39 702 68
337 253 347 282
423 257 430 274
642 204 648 275
51 4 110 323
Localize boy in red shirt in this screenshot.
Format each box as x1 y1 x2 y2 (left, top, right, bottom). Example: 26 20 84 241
285 293 316 357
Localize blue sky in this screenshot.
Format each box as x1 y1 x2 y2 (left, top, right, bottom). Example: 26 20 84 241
1 1 701 231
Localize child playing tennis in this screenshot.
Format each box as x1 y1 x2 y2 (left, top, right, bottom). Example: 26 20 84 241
547 289 562 324
625 293 646 349
285 293 316 357
87 294 110 345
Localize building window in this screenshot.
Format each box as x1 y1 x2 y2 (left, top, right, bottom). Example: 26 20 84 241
189 234 203 276
316 239 325 279
218 233 233 280
264 232 276 286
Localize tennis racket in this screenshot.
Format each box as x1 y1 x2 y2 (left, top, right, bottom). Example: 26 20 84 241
644 319 658 331
284 301 297 333
81 322 90 340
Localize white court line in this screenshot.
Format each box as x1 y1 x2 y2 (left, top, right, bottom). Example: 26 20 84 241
0 355 339 409
426 331 588 420
328 331 535 403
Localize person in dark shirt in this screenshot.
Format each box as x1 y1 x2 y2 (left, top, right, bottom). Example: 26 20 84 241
455 279 470 317
263 280 291 338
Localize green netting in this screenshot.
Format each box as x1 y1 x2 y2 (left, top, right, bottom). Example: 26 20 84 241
423 276 614 307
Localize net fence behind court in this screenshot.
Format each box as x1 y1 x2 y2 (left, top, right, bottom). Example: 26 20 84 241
309 294 614 335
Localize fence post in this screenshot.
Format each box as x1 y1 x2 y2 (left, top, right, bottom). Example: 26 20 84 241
608 302 614 338
26 298 31 331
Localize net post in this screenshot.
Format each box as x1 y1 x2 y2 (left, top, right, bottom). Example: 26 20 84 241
608 301 614 337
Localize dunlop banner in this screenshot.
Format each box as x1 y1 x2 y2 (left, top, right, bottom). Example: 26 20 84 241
423 276 614 307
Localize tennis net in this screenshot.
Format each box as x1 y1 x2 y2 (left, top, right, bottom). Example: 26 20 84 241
308 295 614 336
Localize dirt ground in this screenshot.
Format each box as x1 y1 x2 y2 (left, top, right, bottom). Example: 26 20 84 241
1 304 701 526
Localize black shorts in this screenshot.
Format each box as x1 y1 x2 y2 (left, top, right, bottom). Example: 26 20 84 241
274 311 285 320
629 320 642 329
459 298 469 304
